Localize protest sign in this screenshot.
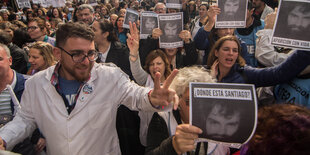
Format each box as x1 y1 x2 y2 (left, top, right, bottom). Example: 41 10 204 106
190 83 257 148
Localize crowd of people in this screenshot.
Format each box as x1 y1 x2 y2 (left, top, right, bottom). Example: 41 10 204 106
0 0 309 154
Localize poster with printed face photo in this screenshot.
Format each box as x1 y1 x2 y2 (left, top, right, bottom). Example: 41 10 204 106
190 83 257 148
50 0 66 7
216 0 247 28
88 0 98 6
32 0 40 4
166 0 182 9
140 12 158 39
16 0 31 8
39 0 51 8
158 13 183 48
123 8 139 29
271 0 310 50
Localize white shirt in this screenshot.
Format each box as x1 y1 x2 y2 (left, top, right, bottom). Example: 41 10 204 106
0 63 168 155
99 43 111 63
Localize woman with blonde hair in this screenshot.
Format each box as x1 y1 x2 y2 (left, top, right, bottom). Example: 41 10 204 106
0 9 9 21
27 41 56 75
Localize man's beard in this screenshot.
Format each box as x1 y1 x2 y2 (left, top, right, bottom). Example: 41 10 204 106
208 134 232 142
288 25 306 33
287 25 308 39
144 28 153 34
222 14 236 21
62 63 93 82
83 18 94 26
226 11 235 16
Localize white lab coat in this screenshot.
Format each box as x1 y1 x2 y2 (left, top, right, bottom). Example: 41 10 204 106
0 63 164 155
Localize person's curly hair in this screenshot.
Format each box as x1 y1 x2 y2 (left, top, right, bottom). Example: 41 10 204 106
246 104 310 155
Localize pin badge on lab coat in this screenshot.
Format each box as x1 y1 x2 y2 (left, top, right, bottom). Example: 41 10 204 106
83 84 93 94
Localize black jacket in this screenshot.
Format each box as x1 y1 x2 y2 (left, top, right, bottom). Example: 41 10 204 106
145 111 181 155
8 43 28 74
146 110 208 155
96 41 134 80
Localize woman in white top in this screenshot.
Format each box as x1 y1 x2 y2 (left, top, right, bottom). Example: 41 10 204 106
128 25 172 145
129 49 171 88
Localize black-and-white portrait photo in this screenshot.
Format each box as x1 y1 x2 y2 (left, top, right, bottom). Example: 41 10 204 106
24 2 30 7
123 9 139 29
140 12 158 39
202 102 249 143
167 0 182 4
143 17 157 34
17 0 31 8
160 21 181 42
51 0 66 7
32 0 40 4
273 0 310 42
216 0 247 28
88 0 98 6
39 0 50 8
190 83 257 146
166 0 182 9
158 13 183 48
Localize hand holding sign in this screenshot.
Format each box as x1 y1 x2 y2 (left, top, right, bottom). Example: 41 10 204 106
208 5 221 21
190 83 257 147
205 5 221 31
264 8 277 30
151 28 163 39
172 124 203 154
179 30 192 44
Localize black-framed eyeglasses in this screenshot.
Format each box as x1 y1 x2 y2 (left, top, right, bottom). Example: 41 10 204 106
155 8 166 12
57 46 98 63
27 26 39 31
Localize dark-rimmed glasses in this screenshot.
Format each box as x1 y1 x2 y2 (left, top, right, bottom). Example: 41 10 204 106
27 26 39 31
57 46 98 63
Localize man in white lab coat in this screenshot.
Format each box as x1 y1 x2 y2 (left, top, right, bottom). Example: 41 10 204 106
0 22 179 155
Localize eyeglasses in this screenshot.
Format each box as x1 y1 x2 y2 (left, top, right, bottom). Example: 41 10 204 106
57 46 98 63
155 8 166 12
27 26 39 31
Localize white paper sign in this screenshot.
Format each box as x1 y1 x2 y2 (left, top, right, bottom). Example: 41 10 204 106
190 82 257 148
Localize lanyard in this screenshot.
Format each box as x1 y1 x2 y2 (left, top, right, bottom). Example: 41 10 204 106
168 112 172 136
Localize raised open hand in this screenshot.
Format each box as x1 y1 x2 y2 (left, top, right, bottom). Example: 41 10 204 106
264 8 277 29
207 5 220 22
204 5 221 31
